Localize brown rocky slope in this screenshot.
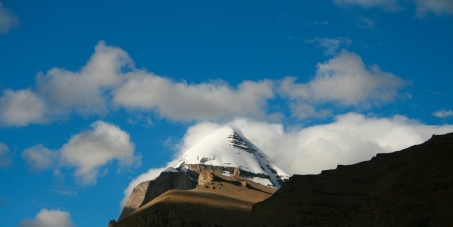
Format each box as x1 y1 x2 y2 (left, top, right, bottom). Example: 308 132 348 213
111 173 276 227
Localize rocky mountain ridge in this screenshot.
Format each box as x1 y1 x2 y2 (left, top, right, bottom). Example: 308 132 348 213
118 127 289 221
113 132 453 227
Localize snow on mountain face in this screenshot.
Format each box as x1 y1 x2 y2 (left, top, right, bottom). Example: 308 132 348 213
175 127 290 187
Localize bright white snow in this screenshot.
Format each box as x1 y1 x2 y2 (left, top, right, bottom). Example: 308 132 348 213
175 127 290 187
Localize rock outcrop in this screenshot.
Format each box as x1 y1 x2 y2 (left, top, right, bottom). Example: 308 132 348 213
197 170 214 186
118 168 196 220
250 133 453 226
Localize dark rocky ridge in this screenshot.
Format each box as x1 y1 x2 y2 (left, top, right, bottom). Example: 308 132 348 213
250 133 453 226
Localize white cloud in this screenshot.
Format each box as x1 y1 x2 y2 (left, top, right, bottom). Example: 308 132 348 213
113 73 275 121
334 0 401 11
306 37 352 55
0 41 276 127
60 121 139 184
22 121 140 184
177 114 453 175
20 209 74 227
0 142 12 168
22 145 57 170
36 41 131 116
0 2 19 33
414 0 453 16
433 109 453 118
279 50 406 109
0 89 47 127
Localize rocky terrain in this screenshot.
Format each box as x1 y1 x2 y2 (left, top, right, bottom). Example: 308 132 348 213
111 172 276 227
111 132 453 227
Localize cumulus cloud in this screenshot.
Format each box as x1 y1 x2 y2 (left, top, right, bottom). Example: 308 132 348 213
414 0 453 16
333 0 401 11
0 2 19 33
0 89 47 127
0 41 278 128
0 142 12 168
433 109 453 118
22 121 140 184
20 209 74 227
279 50 406 118
114 73 275 121
36 41 131 115
306 37 352 55
22 145 57 171
60 121 138 184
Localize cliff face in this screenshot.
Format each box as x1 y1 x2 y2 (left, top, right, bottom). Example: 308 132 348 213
250 133 453 226
118 169 197 220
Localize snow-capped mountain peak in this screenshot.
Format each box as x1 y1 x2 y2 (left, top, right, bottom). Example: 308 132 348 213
175 127 290 187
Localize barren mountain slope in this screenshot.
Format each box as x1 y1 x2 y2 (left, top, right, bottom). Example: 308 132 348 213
111 174 276 227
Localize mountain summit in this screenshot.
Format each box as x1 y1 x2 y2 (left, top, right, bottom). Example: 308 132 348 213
118 127 289 221
175 127 290 187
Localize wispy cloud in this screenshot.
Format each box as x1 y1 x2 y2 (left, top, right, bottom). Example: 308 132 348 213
359 17 376 29
334 0 401 11
0 2 19 33
305 37 352 55
433 109 453 118
334 0 453 17
0 142 12 168
414 0 453 17
308 21 329 26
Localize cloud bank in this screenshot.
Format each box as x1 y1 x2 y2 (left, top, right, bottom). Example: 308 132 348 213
22 121 140 184
20 209 74 227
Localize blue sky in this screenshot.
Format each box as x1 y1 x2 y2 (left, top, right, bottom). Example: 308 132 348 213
1 1 453 226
